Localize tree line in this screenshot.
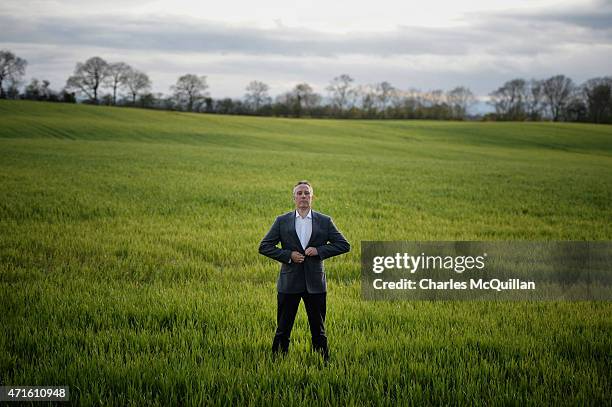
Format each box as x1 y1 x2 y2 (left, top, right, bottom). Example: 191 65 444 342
1 50 610 123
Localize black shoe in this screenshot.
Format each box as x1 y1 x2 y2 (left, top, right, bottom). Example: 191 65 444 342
272 347 288 357
272 338 290 355
313 347 329 363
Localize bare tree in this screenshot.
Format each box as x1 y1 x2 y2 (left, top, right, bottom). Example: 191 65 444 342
244 80 271 112
355 84 378 117
525 79 545 120
424 89 445 106
542 74 574 121
489 79 528 120
390 89 406 110
274 91 295 117
105 62 131 105
422 89 450 119
581 77 612 124
326 74 355 112
0 50 27 99
24 78 53 100
376 81 395 115
124 69 152 104
171 74 208 112
446 86 475 119
396 88 422 118
292 83 320 117
66 56 109 103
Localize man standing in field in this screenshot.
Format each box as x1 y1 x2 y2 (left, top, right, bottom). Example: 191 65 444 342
259 181 350 362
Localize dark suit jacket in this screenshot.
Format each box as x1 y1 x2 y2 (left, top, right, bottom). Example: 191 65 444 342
259 210 350 294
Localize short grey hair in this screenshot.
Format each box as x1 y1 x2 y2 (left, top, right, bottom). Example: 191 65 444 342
293 180 313 195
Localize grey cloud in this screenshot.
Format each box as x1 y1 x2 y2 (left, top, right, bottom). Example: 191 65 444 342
1 0 611 62
1 3 611 100
2 10 607 59
546 0 612 31
481 0 612 33
0 14 477 57
550 8 612 31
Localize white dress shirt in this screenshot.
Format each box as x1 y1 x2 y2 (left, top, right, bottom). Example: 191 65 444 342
295 209 313 250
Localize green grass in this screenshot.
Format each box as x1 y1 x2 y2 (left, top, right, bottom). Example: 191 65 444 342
1 100 611 405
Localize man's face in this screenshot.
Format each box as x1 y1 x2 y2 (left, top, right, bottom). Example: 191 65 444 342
293 184 313 210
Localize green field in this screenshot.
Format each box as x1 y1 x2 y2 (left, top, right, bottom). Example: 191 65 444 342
1 100 611 405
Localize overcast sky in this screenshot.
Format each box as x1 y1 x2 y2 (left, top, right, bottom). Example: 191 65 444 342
1 0 611 101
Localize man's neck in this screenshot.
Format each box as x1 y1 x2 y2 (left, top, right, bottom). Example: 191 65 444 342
296 208 310 218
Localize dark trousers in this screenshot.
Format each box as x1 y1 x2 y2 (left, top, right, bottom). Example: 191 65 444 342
272 291 328 359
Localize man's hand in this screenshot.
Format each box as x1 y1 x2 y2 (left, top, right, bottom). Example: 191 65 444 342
305 247 318 257
291 251 305 263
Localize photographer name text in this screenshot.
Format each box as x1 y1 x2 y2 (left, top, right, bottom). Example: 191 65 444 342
371 253 535 291
372 278 535 291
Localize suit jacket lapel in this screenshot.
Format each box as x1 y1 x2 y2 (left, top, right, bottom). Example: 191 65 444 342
288 211 302 250
306 210 319 248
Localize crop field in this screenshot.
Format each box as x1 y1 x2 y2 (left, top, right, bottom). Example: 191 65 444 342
1 100 611 405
